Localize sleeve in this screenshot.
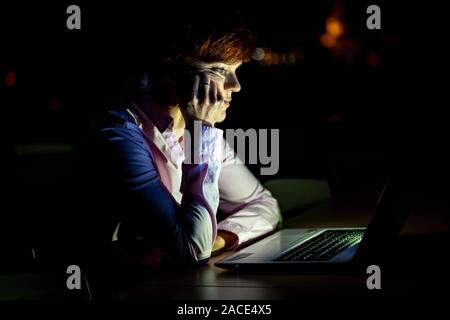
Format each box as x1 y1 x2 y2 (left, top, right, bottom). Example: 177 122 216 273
217 141 282 249
97 124 222 263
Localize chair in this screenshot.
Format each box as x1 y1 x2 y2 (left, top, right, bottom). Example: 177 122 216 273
264 178 331 217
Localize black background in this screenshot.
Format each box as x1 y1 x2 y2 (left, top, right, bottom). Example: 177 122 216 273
1 0 448 280
1 1 446 186
0 1 449 311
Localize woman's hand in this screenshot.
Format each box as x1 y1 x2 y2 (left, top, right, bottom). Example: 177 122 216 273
211 230 239 256
180 73 227 128
212 235 226 256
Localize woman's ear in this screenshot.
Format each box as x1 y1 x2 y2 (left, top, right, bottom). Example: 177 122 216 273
138 73 150 92
152 58 192 107
160 58 179 83
162 58 196 85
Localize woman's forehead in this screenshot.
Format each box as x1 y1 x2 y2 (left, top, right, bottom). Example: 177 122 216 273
190 60 242 69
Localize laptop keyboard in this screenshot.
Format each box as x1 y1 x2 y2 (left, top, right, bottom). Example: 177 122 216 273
275 230 364 262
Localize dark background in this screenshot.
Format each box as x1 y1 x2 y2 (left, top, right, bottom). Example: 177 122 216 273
0 1 448 270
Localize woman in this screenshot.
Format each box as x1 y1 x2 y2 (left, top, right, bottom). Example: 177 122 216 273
82 14 282 268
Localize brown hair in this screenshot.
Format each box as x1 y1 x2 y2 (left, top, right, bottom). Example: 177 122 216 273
170 12 256 64
180 27 255 63
121 11 255 103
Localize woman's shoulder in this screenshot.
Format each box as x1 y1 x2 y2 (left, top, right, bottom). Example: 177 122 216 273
86 107 148 147
92 107 140 132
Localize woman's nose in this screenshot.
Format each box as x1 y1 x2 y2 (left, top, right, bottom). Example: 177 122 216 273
224 73 241 92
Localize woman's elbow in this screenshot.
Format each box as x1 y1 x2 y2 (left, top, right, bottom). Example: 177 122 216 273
173 244 211 267
171 233 213 266
268 196 282 229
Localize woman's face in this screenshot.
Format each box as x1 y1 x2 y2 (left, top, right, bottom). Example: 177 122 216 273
188 60 242 123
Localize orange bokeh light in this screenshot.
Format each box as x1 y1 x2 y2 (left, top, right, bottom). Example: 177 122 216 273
326 18 344 38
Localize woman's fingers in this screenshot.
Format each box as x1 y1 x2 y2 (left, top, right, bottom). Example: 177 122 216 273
209 80 218 104
216 82 224 104
199 75 210 106
185 72 225 126
191 74 200 102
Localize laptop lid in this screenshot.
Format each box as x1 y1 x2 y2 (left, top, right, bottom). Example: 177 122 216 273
354 172 411 264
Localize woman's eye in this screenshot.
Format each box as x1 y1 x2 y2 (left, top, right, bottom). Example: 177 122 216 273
211 68 226 76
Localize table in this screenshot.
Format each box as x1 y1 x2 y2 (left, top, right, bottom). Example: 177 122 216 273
114 192 450 301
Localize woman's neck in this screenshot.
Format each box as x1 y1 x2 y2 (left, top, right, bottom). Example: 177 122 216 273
167 105 186 140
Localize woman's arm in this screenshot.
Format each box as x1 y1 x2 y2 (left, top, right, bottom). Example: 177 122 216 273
216 142 282 250
97 122 222 264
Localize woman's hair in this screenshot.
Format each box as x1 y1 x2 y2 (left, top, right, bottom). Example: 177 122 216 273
114 9 255 105
174 24 255 64
167 8 256 64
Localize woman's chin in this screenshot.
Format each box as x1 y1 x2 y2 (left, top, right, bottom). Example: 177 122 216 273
215 110 228 124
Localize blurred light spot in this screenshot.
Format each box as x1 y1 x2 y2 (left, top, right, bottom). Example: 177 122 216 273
262 47 272 65
286 53 296 65
367 53 380 67
326 18 344 37
294 51 303 63
252 47 265 61
49 97 63 111
256 48 303 66
327 112 344 123
5 71 16 86
320 34 337 48
261 51 272 66
271 53 280 65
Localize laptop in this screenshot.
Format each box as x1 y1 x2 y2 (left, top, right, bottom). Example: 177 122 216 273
215 174 410 273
